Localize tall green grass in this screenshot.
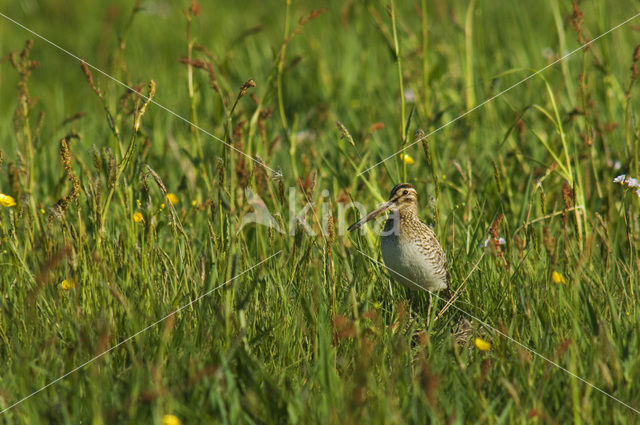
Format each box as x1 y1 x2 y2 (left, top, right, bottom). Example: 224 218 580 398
1 0 640 423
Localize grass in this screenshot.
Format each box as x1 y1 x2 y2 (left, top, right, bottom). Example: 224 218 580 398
1 0 640 423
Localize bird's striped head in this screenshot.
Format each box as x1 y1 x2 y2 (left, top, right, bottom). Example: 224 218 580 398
388 183 418 209
347 183 418 232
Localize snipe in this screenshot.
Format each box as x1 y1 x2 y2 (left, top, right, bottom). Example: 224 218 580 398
348 183 449 292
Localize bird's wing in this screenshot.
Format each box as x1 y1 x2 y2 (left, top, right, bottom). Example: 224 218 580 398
414 223 450 285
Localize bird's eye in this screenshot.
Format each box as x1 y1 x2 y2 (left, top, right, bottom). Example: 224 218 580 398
403 190 408 195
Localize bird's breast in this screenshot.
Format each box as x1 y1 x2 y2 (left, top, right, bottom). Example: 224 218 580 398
380 223 448 292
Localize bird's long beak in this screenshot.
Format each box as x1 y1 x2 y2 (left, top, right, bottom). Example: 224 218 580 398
348 201 394 232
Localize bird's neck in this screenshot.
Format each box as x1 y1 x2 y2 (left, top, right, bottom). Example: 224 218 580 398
386 206 419 226
397 205 418 220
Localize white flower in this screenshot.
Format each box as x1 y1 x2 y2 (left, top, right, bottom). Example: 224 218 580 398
614 174 640 189
637 188 640 197
479 237 506 249
295 129 317 143
541 47 554 60
403 89 416 103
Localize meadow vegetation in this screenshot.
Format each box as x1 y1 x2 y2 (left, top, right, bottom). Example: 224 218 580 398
1 0 640 423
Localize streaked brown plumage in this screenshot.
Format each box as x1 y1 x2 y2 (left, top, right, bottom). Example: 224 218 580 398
349 183 449 292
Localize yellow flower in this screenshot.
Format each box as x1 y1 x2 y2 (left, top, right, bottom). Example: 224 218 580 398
400 153 415 165
166 193 179 205
474 337 491 351
133 212 144 223
60 279 75 290
0 194 16 207
551 271 566 284
160 203 165 210
162 414 183 425
191 199 197 207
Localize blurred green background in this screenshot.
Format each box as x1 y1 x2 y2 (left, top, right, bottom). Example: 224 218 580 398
1 0 640 424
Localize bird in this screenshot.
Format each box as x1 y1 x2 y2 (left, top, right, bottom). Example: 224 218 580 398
348 183 449 293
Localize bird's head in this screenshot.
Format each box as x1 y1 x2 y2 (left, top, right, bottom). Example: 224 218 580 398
348 183 418 232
